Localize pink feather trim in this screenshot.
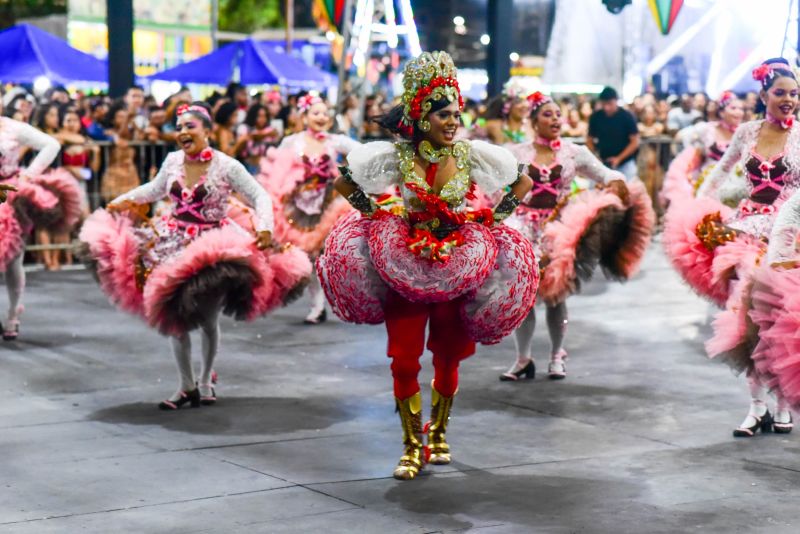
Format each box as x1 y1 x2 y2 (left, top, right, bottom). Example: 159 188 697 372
0 203 25 271
30 169 83 230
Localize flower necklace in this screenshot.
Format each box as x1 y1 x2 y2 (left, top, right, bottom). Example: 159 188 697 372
766 112 794 130
535 135 562 151
186 146 214 163
307 128 329 141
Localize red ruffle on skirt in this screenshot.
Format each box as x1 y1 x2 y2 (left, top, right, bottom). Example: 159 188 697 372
538 181 655 305
662 196 733 306
318 213 538 344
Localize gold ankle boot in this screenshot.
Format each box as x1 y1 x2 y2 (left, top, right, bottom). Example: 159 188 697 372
393 392 426 480
427 383 455 465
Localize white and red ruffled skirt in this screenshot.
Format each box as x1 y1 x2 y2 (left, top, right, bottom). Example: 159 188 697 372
0 169 82 270
317 212 539 344
79 210 312 337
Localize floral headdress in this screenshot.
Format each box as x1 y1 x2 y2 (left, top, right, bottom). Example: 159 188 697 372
265 90 282 103
176 104 211 121
752 59 796 87
717 91 736 110
297 93 324 114
399 51 463 136
527 91 553 114
501 79 531 116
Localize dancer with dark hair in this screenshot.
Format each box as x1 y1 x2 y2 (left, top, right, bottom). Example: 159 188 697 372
80 102 311 409
662 91 745 203
663 58 800 436
258 94 359 324
0 102 82 340
483 80 535 145
501 92 655 381
318 51 538 480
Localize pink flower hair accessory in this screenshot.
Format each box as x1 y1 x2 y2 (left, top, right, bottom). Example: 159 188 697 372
717 91 736 110
298 93 325 114
752 64 774 83
527 91 553 113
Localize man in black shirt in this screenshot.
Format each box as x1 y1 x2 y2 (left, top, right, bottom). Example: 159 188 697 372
587 87 640 180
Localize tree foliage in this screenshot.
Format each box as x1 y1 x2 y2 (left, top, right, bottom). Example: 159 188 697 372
0 0 67 30
219 0 284 33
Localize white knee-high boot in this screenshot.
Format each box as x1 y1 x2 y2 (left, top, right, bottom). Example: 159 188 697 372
3 253 25 338
198 306 221 400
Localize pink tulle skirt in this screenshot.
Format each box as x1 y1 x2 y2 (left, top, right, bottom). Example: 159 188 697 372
661 147 701 205
538 181 655 305
749 265 800 409
662 196 733 306
258 148 352 256
80 209 312 336
318 213 538 344
0 170 83 270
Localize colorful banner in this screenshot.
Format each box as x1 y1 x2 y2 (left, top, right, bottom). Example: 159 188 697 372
647 0 684 35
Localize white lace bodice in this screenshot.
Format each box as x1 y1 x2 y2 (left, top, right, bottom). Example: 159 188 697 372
112 149 274 232
278 132 360 159
0 116 60 178
769 188 800 264
347 139 518 211
699 120 800 203
508 139 623 192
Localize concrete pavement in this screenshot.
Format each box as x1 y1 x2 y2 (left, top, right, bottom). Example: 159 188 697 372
0 242 798 533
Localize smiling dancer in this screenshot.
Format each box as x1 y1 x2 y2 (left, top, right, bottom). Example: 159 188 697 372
80 102 311 409
258 93 359 324
662 91 744 204
664 58 800 436
0 111 82 340
318 51 538 480
500 92 655 381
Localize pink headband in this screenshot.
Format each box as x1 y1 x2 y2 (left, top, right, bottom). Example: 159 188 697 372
176 104 211 121
752 61 794 87
297 94 324 114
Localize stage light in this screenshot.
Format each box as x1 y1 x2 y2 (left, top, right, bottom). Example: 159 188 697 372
455 25 467 35
325 31 337 41
509 52 520 62
33 76 51 95
453 16 465 26
480 34 490 45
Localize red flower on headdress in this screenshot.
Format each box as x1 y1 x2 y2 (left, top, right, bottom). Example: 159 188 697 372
408 77 463 121
527 91 552 111
752 64 773 82
176 104 190 116
298 94 323 114
717 91 735 108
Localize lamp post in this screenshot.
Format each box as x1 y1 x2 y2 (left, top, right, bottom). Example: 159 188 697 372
106 0 134 97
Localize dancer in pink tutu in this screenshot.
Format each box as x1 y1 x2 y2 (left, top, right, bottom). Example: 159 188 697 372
500 92 655 381
0 113 82 340
80 102 311 410
484 80 535 145
318 52 537 480
663 58 799 437
662 91 744 204
258 94 359 324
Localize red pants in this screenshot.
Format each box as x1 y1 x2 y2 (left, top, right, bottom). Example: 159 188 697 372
384 291 476 400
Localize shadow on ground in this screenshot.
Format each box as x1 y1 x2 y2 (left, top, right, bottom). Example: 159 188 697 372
89 395 355 435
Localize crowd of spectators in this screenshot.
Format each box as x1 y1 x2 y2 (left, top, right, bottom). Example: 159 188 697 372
0 79 765 268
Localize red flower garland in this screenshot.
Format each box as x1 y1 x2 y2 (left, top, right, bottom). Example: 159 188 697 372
408 77 464 121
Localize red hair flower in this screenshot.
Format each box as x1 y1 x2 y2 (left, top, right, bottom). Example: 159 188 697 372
752 64 773 82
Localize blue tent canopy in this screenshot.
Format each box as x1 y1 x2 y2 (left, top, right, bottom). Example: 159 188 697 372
148 39 335 89
0 24 107 84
